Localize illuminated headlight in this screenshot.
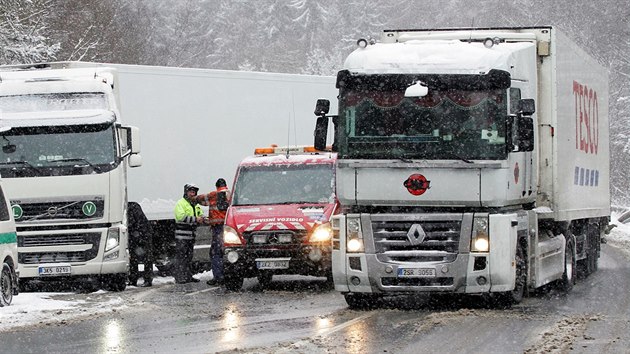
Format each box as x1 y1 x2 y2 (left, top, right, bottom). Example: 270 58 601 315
471 216 490 252
309 223 333 243
223 225 242 245
346 217 364 253
105 228 120 252
347 238 364 253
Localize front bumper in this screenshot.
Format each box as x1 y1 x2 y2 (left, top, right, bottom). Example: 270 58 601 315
17 226 128 279
224 245 332 278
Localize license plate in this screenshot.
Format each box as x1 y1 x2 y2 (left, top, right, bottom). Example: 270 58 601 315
397 267 436 278
256 259 290 269
38 265 71 276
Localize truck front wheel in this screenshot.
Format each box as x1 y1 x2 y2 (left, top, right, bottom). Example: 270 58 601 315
492 244 526 307
101 274 127 292
224 273 244 292
344 293 382 310
257 272 273 289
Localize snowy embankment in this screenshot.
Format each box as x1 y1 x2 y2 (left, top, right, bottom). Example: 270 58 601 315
607 210 630 258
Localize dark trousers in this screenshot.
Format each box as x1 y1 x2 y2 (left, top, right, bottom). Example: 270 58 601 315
128 232 154 285
173 237 195 283
210 224 224 281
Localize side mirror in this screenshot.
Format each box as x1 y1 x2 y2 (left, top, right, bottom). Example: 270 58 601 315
518 99 535 116
315 99 330 116
128 153 142 168
314 116 328 151
128 126 141 154
517 116 534 152
508 115 534 152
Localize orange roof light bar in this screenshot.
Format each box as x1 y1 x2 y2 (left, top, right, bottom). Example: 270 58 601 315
254 145 331 156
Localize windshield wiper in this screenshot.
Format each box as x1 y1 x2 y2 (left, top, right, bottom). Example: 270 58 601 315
444 151 473 164
51 158 102 172
0 161 43 175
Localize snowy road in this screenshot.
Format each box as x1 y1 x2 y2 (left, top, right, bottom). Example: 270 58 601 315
1 243 629 354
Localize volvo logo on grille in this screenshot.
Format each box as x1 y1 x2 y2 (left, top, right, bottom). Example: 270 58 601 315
268 234 278 244
407 224 426 245
47 206 58 217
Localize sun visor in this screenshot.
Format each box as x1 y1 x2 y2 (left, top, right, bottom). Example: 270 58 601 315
0 109 115 128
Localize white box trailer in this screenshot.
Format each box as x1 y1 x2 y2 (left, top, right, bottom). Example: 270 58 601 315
312 26 610 308
106 64 337 270
536 29 609 220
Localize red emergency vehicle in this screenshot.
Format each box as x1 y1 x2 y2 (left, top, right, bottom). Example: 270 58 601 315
222 145 338 291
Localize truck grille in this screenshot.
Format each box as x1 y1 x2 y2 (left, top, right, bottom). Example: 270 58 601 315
18 232 101 264
242 230 309 256
11 199 104 223
372 218 462 263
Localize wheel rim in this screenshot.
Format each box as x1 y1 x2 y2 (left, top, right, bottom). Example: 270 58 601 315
565 243 574 281
1 266 12 305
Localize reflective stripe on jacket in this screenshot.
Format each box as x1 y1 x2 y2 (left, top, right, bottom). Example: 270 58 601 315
174 197 203 240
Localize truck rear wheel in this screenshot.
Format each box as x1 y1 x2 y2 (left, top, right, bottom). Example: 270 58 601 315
344 293 382 310
577 222 599 278
0 263 14 307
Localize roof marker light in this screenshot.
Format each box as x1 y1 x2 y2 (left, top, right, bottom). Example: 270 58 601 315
357 38 368 49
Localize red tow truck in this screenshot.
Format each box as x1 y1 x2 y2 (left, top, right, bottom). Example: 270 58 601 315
222 145 338 291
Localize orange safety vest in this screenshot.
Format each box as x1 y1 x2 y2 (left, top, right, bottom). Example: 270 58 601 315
197 187 231 225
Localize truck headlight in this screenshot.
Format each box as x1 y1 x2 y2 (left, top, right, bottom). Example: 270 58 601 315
105 228 120 252
471 216 489 252
346 217 364 253
309 222 333 242
223 225 242 245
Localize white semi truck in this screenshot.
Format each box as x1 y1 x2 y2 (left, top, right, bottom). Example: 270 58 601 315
313 26 610 308
0 62 336 287
0 66 141 291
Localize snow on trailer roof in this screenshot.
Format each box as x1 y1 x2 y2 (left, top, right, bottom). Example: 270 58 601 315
0 65 115 84
343 39 534 75
0 109 115 127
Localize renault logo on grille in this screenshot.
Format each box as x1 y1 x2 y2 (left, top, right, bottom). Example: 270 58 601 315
47 206 58 217
407 224 426 245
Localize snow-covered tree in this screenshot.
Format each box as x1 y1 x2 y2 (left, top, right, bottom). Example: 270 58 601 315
0 0 60 64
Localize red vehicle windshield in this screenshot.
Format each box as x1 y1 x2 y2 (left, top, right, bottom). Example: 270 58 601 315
232 163 334 206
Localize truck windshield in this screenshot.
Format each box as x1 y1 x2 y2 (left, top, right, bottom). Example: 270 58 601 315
232 164 334 206
0 123 117 177
337 77 509 160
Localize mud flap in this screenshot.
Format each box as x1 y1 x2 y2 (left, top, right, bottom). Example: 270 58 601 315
489 213 518 292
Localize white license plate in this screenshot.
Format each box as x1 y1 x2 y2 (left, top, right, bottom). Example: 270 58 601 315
256 260 290 269
397 267 436 278
38 265 71 276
